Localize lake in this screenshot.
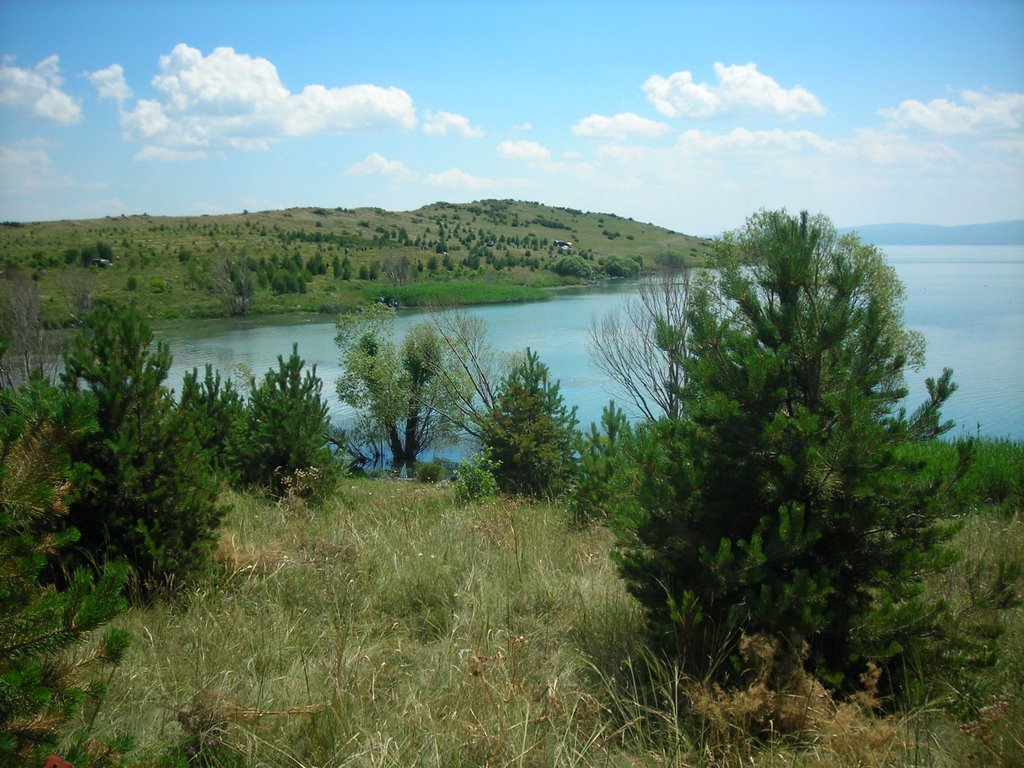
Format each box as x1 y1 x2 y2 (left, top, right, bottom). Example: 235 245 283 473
160 245 1024 450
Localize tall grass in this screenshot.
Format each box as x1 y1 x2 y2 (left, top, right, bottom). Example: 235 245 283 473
71 441 1023 766
365 282 550 307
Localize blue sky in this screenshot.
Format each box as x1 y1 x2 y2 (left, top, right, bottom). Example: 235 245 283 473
1 0 1022 235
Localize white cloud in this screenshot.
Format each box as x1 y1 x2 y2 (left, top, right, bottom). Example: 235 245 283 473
0 54 81 124
572 112 669 141
497 139 551 162
423 168 493 190
133 146 207 162
0 145 73 188
284 83 417 136
109 43 417 153
121 99 170 140
671 127 840 155
345 152 414 177
422 110 484 138
879 90 1024 135
643 62 826 120
852 128 960 166
88 64 133 105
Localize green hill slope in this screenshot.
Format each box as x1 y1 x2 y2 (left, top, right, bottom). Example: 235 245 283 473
0 199 708 324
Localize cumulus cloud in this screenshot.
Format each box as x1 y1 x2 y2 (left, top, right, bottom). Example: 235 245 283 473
344 152 414 177
879 89 1024 135
423 168 494 190
87 64 133 105
497 140 551 162
571 112 669 141
95 43 417 157
0 54 81 124
422 110 484 138
643 62 826 120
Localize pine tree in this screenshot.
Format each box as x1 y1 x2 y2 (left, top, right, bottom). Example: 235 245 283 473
1 380 130 764
178 363 246 482
60 305 224 591
612 210 965 687
480 349 578 497
236 344 336 496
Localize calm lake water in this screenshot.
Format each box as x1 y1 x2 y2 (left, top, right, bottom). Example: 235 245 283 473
160 245 1024 448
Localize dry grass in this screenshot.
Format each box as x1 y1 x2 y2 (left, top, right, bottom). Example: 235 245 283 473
68 478 1023 767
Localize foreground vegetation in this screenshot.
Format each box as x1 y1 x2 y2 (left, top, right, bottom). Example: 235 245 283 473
4 208 1022 767
68 453 1024 766
0 200 708 324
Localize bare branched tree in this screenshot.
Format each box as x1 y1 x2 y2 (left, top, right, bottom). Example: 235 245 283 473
381 252 411 286
588 270 691 421
212 253 255 316
56 267 95 327
0 272 62 388
426 308 514 438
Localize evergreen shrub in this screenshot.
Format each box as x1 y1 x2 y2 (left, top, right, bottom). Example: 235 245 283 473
479 349 578 498
61 305 225 592
235 344 337 498
609 210 968 689
1 380 131 765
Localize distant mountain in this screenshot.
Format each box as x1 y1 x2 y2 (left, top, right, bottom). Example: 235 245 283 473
840 220 1024 245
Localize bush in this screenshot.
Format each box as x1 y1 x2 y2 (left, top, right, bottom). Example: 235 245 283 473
602 255 642 278
570 401 639 525
453 450 499 504
479 349 578 498
61 305 225 591
177 364 246 484
550 254 593 279
415 458 446 483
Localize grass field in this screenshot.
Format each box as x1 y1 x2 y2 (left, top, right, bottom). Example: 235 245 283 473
71 439 1023 767
0 200 709 324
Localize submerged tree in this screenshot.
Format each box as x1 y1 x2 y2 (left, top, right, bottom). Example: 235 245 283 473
336 304 468 464
611 210 965 687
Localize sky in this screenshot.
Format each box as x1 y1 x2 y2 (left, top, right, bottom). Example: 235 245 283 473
1 0 1022 236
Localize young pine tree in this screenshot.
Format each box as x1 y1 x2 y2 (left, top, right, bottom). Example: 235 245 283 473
612 210 965 688
1 380 130 765
236 344 336 497
60 305 224 591
479 348 578 498
177 363 246 483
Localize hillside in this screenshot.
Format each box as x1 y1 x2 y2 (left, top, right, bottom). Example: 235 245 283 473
840 219 1024 245
0 199 708 324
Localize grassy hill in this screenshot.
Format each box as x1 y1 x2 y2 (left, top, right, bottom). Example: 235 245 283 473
0 199 708 324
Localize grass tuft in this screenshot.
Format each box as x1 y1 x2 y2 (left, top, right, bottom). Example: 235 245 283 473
69 443 1023 766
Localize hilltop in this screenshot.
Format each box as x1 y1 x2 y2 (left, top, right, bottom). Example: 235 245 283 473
0 199 708 324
